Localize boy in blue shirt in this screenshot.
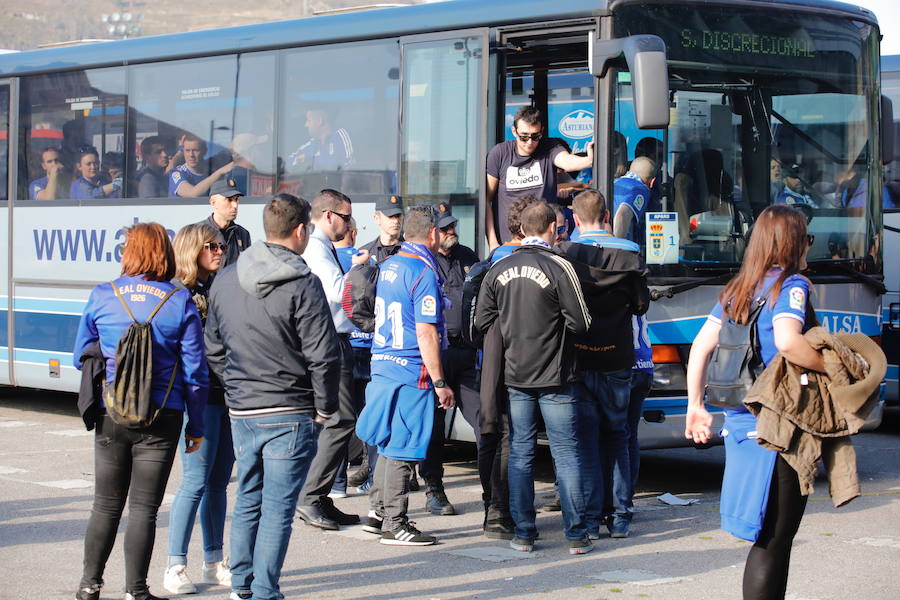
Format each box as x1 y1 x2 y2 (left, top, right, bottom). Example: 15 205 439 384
355 206 455 546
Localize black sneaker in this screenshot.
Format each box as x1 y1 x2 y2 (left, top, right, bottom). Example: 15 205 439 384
484 515 515 540
75 582 102 600
362 510 384 534
347 466 370 488
380 521 436 546
425 489 456 515
318 496 360 525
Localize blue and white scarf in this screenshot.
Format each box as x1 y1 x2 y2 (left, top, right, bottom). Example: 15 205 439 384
521 236 551 249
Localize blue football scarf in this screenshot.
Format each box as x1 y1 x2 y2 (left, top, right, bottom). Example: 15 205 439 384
520 236 551 249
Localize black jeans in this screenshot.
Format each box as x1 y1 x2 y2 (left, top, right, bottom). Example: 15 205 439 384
742 455 809 600
80 411 182 595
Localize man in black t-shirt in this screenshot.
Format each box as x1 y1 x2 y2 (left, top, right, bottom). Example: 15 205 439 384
486 106 593 249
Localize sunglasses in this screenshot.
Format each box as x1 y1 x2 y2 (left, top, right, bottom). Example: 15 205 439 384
807 234 815 247
556 225 567 236
204 242 228 253
516 132 543 143
330 210 352 223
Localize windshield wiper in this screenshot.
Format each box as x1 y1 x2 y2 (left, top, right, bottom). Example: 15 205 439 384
650 271 737 300
805 260 886 294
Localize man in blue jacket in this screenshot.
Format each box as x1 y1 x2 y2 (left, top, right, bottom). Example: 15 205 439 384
355 206 455 546
205 193 341 600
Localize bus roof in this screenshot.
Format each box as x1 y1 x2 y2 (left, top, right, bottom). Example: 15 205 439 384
0 0 878 77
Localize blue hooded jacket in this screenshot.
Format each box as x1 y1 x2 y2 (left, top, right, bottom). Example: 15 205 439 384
73 275 208 438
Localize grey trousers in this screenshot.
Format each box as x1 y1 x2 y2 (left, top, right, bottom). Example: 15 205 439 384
369 455 416 531
298 336 356 505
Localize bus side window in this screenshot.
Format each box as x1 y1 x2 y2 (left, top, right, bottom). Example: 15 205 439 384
18 68 126 202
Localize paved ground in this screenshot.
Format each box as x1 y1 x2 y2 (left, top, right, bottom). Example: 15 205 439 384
0 388 898 600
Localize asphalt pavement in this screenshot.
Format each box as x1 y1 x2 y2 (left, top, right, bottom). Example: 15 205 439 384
0 388 897 600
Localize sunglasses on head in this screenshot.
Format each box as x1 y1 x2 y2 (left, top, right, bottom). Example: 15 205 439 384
330 210 352 223
204 242 227 253
516 132 543 143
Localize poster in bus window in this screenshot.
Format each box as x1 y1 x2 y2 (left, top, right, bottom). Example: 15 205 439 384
646 212 679 264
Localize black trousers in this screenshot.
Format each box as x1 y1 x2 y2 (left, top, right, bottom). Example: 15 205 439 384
298 336 356 505
420 345 509 514
742 455 809 600
80 411 182 595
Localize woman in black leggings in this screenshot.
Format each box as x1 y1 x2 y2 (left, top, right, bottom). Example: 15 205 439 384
685 205 824 600
73 223 208 600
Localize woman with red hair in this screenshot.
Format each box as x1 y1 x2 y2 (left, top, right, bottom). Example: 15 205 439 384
73 222 208 600
687 205 823 600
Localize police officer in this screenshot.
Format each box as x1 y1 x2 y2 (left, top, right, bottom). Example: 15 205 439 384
359 195 404 263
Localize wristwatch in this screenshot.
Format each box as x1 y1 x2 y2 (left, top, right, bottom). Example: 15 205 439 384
433 379 447 388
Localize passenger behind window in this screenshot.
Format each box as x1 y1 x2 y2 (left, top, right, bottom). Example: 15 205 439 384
135 136 172 199
59 119 87 173
103 151 125 194
288 104 353 172
209 133 268 196
168 133 234 198
29 147 67 200
70 146 122 200
775 163 817 208
612 131 628 179
635 137 664 212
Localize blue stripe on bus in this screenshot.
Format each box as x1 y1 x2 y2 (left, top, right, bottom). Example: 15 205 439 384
0 310 81 355
11 297 87 314
14 347 76 366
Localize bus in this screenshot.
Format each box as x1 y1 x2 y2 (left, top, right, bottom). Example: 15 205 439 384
880 54 900 406
0 0 889 447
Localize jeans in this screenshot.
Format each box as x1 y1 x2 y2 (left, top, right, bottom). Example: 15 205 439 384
576 390 603 534
167 403 235 565
582 369 633 521
507 385 586 541
230 413 320 600
628 370 653 488
80 411 182 595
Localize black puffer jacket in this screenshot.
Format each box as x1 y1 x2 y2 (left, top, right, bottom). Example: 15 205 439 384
205 241 341 416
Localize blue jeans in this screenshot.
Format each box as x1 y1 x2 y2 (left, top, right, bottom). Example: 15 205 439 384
582 369 633 521
576 390 604 535
230 413 320 600
168 404 235 565
507 385 586 542
628 370 653 488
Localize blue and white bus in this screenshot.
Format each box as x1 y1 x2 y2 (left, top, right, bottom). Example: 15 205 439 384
880 53 900 405
0 0 889 447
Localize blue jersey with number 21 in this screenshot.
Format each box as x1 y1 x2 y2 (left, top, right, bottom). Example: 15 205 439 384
370 252 443 389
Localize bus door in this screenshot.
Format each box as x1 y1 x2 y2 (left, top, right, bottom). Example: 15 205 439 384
496 26 597 218
0 80 10 386
399 29 489 257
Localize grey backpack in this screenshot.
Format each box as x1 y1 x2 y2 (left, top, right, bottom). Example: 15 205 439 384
705 298 765 409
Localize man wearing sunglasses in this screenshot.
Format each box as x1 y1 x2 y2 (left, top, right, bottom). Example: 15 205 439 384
296 189 371 531
486 106 594 250
201 177 251 270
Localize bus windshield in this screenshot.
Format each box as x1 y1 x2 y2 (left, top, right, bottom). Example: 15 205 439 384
612 2 881 276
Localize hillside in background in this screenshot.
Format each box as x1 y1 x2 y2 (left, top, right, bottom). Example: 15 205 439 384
1 0 422 51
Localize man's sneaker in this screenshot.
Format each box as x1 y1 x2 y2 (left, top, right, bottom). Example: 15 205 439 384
484 515 515 540
610 517 630 538
425 490 456 515
228 593 253 600
542 493 561 512
327 489 348 499
569 538 594 555
380 521 436 546
356 480 372 494
162 564 196 594
347 466 370 488
361 510 384 534
509 537 535 552
75 582 102 600
318 496 360 525
200 558 231 586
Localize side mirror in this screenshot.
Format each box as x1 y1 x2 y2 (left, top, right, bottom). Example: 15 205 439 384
590 35 670 129
882 95 895 165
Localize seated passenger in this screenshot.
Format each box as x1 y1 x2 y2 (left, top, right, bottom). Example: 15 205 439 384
135 136 171 198
776 164 817 208
168 133 234 198
70 146 121 200
287 105 353 172
770 158 784 203
29 147 66 200
103 152 125 198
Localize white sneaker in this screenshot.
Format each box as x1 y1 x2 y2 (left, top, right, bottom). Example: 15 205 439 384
200 557 232 586
163 564 197 594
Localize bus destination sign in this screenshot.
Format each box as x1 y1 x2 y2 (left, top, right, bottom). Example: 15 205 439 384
679 29 815 59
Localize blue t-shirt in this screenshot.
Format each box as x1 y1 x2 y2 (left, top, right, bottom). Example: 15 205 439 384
775 187 816 208
168 164 206 197
71 176 117 200
29 176 49 200
370 252 444 388
489 241 520 263
613 173 651 243
336 245 374 350
572 230 653 372
708 271 810 367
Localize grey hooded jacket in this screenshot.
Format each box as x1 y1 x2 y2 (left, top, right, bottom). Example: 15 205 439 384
205 241 341 416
